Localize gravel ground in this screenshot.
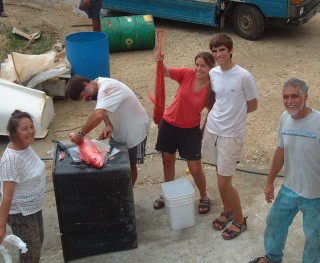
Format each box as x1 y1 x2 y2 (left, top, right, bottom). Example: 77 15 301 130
1 1 320 262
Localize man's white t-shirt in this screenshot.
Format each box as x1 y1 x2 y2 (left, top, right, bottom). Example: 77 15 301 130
206 65 258 137
95 77 150 148
279 110 320 199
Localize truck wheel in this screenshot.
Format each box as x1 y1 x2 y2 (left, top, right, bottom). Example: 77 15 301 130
232 5 265 40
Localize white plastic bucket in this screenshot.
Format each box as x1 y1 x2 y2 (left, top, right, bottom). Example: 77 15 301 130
161 178 195 230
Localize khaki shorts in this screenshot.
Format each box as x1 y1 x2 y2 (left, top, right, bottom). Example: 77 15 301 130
202 128 244 176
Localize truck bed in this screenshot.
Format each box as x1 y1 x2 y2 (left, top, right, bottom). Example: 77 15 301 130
102 0 219 27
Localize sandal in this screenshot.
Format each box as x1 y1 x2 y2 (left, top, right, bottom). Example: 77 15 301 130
198 198 211 214
212 211 234 230
222 216 247 240
153 195 165 209
0 12 7 17
249 257 269 263
248 256 282 263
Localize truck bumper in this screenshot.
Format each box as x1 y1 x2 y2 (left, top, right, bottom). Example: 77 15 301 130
288 1 320 25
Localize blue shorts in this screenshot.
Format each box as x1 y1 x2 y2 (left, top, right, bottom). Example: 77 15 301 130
79 0 102 19
155 119 202 160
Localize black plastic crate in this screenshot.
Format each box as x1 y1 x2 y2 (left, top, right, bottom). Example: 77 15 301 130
52 141 137 262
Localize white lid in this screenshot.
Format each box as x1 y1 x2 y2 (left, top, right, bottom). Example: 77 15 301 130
161 178 195 200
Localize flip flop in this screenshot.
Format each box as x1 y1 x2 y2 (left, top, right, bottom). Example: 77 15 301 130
0 12 8 17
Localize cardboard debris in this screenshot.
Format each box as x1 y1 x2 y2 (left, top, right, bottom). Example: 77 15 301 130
12 27 41 40
12 27 41 51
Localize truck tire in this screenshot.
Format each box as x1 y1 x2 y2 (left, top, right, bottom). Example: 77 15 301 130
232 5 265 41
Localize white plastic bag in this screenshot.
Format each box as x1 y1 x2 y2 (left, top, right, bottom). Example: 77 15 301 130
0 235 28 263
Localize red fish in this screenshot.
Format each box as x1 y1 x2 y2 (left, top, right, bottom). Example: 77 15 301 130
147 30 166 125
77 137 104 168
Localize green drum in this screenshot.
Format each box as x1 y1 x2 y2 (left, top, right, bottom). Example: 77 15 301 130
101 14 155 52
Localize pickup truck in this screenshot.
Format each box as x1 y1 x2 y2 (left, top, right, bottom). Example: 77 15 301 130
102 0 320 40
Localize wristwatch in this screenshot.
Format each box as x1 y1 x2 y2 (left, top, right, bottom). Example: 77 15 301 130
78 130 85 137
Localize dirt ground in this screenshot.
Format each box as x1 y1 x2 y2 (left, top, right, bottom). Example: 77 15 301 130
1 0 320 262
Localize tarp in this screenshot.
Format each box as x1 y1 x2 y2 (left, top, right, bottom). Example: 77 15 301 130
0 47 71 87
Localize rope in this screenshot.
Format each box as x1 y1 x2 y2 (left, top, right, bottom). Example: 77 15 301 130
42 151 281 177
156 29 165 56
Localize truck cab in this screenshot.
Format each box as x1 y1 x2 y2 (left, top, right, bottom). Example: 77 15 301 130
228 0 320 39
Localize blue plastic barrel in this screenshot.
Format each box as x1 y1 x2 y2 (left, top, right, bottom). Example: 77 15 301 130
66 32 110 80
